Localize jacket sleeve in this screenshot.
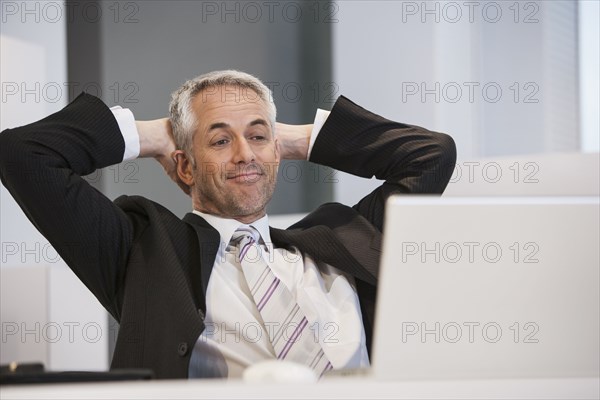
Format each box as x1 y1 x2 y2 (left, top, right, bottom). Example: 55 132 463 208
0 93 135 319
309 95 457 232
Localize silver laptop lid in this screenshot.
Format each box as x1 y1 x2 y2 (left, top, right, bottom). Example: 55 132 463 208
372 196 600 380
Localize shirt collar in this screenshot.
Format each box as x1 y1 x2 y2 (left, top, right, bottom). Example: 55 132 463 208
192 210 272 247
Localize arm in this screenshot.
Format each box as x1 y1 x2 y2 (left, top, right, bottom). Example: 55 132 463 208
309 95 457 231
128 95 455 230
134 118 190 195
274 122 313 160
0 94 136 318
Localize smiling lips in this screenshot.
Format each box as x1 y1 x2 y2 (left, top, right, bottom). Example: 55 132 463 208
226 166 263 183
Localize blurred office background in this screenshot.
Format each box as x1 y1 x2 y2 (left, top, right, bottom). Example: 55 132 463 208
1 0 598 371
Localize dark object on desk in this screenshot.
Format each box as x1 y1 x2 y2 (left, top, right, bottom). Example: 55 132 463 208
0 362 154 385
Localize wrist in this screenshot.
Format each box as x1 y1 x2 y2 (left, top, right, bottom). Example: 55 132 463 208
137 118 172 158
275 122 312 160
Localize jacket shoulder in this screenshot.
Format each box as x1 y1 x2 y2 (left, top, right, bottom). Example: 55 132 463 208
114 195 187 237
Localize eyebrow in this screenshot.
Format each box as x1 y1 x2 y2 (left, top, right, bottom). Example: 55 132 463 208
207 122 229 132
249 119 269 128
207 119 270 132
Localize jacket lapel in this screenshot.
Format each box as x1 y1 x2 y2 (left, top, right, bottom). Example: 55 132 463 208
270 203 381 286
182 213 221 300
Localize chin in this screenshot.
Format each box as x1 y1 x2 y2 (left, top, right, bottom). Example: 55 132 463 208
225 194 263 213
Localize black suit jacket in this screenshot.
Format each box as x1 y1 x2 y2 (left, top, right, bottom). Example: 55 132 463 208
0 93 456 379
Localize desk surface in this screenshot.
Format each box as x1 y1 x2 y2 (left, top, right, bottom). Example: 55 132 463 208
2 376 599 399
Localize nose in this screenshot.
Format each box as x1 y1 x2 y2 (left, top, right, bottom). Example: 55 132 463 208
232 137 255 164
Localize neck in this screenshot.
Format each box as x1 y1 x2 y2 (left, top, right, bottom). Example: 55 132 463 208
233 212 265 224
192 205 266 224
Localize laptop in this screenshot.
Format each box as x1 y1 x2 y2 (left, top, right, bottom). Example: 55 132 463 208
370 196 600 380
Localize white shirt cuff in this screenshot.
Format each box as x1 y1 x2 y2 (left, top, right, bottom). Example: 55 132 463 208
110 106 140 161
307 109 331 160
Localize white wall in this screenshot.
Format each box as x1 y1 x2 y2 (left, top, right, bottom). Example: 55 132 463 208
1 1 108 371
444 152 600 196
331 0 582 204
579 0 600 153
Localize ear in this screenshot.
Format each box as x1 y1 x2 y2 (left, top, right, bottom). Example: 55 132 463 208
273 137 281 163
173 150 195 187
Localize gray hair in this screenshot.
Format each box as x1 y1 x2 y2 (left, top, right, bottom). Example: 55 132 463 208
169 70 277 157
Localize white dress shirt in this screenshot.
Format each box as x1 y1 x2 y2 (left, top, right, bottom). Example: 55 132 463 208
110 106 370 378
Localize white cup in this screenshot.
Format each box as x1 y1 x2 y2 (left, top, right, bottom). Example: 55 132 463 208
242 360 318 383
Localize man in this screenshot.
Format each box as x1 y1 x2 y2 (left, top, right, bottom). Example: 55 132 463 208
0 70 456 379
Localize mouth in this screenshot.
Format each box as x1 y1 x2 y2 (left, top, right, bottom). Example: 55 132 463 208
226 168 264 183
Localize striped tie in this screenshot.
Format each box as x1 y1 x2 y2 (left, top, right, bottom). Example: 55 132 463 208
228 226 333 376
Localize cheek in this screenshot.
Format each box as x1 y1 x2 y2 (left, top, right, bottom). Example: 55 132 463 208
195 160 220 181
257 146 280 164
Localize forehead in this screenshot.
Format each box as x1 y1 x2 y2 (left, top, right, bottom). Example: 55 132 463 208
191 85 269 123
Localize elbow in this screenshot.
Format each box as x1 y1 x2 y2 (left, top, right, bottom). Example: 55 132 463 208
431 132 457 193
0 128 29 187
0 129 17 175
438 133 457 174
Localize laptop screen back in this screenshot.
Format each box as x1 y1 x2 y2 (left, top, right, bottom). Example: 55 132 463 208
372 196 599 380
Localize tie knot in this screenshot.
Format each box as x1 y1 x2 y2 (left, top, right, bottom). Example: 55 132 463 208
228 225 260 251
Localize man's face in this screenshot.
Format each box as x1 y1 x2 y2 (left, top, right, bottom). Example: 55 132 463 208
187 85 280 223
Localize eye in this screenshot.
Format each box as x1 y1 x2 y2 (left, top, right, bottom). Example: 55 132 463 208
212 138 230 147
248 129 270 142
